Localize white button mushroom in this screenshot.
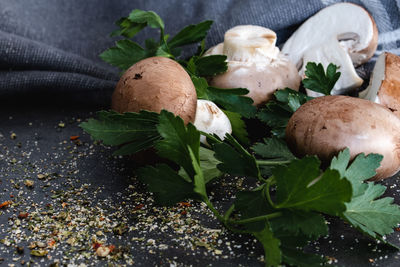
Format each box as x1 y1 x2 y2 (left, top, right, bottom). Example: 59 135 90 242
205 25 301 106
359 52 400 118
193 100 232 145
282 3 378 96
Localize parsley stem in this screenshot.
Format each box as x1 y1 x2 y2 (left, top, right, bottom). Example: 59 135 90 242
203 198 224 222
265 178 275 208
230 212 282 225
256 160 291 166
223 204 235 222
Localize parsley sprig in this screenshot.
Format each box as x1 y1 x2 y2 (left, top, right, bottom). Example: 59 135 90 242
80 9 400 267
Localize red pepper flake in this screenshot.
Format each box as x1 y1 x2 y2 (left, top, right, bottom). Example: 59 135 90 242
9 195 14 198
47 239 56 248
178 202 191 207
134 204 144 210
70 135 80 141
0 201 12 209
92 242 102 250
181 210 187 215
395 227 400 231
18 212 29 219
108 244 116 252
99 217 105 221
61 202 68 208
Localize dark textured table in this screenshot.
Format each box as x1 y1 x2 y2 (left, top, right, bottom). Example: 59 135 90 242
1 96 400 266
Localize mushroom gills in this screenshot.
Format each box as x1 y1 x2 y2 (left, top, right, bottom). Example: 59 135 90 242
359 52 386 103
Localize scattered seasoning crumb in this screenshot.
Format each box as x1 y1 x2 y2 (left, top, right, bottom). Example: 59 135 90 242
10 133 17 140
70 135 80 141
0 201 12 209
17 212 29 219
24 179 34 188
96 246 110 257
30 249 48 257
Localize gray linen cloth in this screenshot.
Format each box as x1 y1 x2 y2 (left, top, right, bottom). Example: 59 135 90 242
0 0 399 103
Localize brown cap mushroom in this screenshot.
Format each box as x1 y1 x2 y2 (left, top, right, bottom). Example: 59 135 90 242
359 52 400 117
205 25 301 106
112 56 197 124
282 3 378 96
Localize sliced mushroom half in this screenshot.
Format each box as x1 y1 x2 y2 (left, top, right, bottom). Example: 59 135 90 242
359 52 400 117
282 3 378 96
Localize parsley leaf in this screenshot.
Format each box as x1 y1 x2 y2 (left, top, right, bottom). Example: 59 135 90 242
252 137 295 176
253 225 282 267
270 210 328 239
193 76 256 118
138 110 208 205
222 110 249 145
99 40 147 70
281 247 328 267
178 147 221 185
302 62 341 95
329 149 400 244
79 110 161 156
274 157 352 215
330 149 383 197
137 164 194 205
258 88 311 137
343 183 400 241
112 9 165 38
234 186 274 231
252 137 295 161
212 134 261 180
155 110 200 178
167 20 213 49
186 55 228 77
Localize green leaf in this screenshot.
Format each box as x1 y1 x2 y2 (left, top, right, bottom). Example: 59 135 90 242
234 186 274 231
192 55 228 77
155 110 200 178
99 40 147 70
343 182 400 240
212 135 261 179
192 76 256 118
302 62 341 95
179 147 222 184
252 137 295 161
223 110 249 145
270 210 328 238
274 157 352 215
281 247 328 267
252 137 295 176
80 110 161 155
137 164 194 205
253 225 282 267
257 102 292 138
110 17 146 38
127 9 165 30
330 149 383 197
257 88 310 137
168 20 213 48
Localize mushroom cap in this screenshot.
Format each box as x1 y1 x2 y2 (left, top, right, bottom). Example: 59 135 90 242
286 95 400 180
282 3 378 95
205 25 301 106
193 99 232 144
210 58 301 106
111 56 197 124
223 25 279 62
359 52 400 118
